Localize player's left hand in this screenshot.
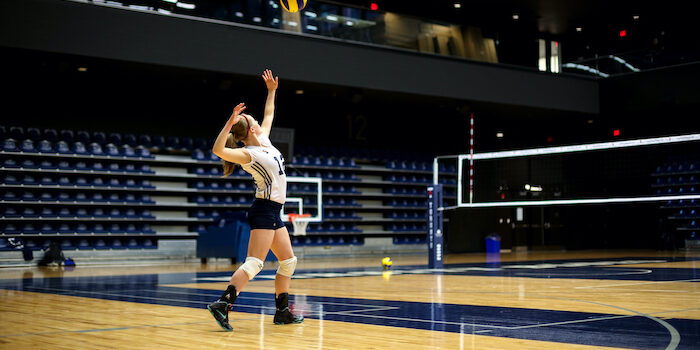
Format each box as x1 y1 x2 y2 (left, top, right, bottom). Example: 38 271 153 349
262 69 279 91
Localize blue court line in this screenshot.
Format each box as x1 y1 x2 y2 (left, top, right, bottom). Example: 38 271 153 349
2 275 699 350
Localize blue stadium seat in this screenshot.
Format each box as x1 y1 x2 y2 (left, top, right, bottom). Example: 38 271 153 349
3 138 18 151
40 207 56 217
108 163 121 172
124 193 138 202
167 136 180 150
180 137 194 150
77 239 92 250
141 194 154 203
108 193 121 202
21 192 36 201
75 177 89 186
41 224 56 234
22 175 38 185
38 140 53 153
209 181 220 189
140 164 154 173
43 128 58 141
192 149 206 160
93 208 107 217
127 238 140 249
125 224 139 233
75 208 89 217
123 163 137 172
123 133 137 146
3 158 19 168
143 238 156 249
136 147 152 158
2 174 19 184
72 142 88 155
89 142 104 155
208 152 220 161
142 209 154 219
142 224 155 234
57 223 72 234
59 129 74 142
93 131 107 144
9 126 24 140
194 137 208 150
26 128 41 141
76 130 91 144
3 191 18 200
3 207 19 217
74 192 89 202
105 143 120 156
108 132 122 145
138 134 152 148
55 141 70 154
92 177 105 187
23 223 39 234
75 223 89 233
109 208 122 218
91 162 105 172
151 135 165 149
94 239 109 250
57 192 72 201
93 224 108 233
20 159 37 169
3 224 20 234
120 144 136 157
91 193 106 202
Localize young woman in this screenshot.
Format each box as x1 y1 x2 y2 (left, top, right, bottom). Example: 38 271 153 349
207 69 303 332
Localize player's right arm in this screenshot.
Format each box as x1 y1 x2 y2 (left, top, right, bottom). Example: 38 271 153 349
212 103 252 164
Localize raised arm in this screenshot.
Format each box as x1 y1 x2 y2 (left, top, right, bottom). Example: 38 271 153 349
259 69 279 138
212 103 252 165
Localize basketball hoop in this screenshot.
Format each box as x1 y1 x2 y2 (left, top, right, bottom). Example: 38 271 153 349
288 213 312 236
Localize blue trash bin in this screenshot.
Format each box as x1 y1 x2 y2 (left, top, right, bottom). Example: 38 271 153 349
485 233 501 253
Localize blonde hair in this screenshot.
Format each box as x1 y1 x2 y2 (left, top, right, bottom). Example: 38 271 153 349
221 116 251 177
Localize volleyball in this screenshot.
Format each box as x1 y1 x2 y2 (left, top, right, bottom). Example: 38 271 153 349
381 257 392 269
280 0 308 13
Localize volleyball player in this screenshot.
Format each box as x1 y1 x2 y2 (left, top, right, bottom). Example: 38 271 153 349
206 69 303 331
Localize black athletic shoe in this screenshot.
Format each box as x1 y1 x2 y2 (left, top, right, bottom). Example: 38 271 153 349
273 307 304 325
207 301 233 332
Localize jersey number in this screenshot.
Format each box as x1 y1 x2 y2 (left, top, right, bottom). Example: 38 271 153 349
273 155 286 176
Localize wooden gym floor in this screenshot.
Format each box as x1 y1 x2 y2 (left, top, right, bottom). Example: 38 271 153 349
0 250 699 349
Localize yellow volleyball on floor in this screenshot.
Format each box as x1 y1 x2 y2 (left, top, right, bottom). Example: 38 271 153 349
381 257 392 269
280 0 308 13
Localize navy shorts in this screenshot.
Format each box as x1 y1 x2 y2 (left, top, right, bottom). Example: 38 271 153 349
247 199 285 230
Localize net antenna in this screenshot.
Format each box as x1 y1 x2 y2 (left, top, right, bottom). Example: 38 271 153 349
433 133 700 210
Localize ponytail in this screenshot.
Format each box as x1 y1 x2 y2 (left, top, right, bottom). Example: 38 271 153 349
221 116 251 177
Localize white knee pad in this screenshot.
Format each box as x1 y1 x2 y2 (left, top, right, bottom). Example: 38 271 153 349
239 257 264 280
277 256 297 277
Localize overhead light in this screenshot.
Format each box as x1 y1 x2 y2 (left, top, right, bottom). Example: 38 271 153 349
345 20 354 26
304 11 317 18
235 12 243 17
161 0 177 3
176 2 195 9
496 132 504 138
326 15 338 22
295 90 304 95
512 14 519 20
306 25 318 31
157 8 171 14
576 27 582 32
619 29 627 37
454 3 461 8
587 119 594 124
633 15 640 20
77 67 87 72
288 21 298 26
253 17 261 22
370 3 378 10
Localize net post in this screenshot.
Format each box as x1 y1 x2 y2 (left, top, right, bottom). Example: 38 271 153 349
428 184 443 269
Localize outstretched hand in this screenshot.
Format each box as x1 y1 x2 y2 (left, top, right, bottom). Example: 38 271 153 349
262 69 279 91
229 103 246 124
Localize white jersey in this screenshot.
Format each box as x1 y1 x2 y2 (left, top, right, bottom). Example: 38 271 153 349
240 134 287 204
